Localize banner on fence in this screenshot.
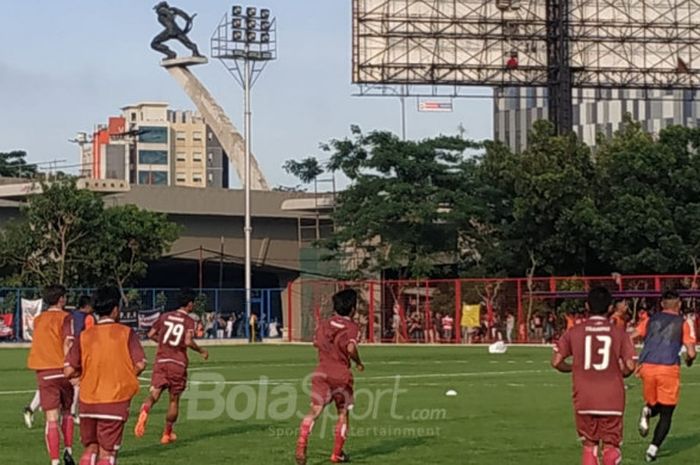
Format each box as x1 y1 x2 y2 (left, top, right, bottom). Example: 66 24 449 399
21 298 43 341
461 304 480 328
138 310 161 330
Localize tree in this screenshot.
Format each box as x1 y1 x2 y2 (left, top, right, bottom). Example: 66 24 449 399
0 179 180 289
0 151 37 178
0 179 104 286
93 205 180 301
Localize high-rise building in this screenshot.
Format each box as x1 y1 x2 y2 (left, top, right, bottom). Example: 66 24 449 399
81 102 230 189
494 88 700 152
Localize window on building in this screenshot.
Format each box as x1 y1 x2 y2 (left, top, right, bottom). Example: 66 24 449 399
176 131 186 141
139 126 168 144
176 172 187 183
208 131 213 141
131 112 137 122
138 171 168 185
208 173 214 183
193 173 203 183
176 152 186 162
193 131 203 141
193 152 203 162
138 150 168 165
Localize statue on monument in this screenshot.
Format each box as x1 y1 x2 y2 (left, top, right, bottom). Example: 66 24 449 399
151 2 202 59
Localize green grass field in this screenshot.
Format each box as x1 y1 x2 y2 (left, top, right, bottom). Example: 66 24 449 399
2 345 700 464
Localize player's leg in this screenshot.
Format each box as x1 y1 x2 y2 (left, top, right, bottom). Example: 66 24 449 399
601 415 623 465
24 389 40 428
134 386 163 438
61 380 76 464
331 408 350 463
71 384 80 424
296 404 325 465
639 366 659 437
575 414 600 465
96 419 125 465
78 417 98 465
646 404 675 462
161 392 181 445
45 408 62 465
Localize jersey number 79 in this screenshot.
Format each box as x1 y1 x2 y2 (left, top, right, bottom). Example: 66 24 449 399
163 321 185 347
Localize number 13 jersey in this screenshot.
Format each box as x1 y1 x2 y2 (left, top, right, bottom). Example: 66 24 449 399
554 316 636 416
153 310 196 368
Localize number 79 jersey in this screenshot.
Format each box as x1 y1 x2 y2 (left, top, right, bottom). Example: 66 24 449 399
554 316 636 415
153 310 196 368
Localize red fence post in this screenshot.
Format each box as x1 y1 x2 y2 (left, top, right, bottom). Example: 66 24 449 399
654 276 662 292
368 282 375 343
425 280 432 343
287 281 293 342
455 279 462 344
517 279 524 343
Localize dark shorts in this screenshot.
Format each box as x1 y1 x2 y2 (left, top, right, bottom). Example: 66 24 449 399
575 414 623 447
310 369 354 410
36 371 73 412
151 362 188 395
80 417 124 453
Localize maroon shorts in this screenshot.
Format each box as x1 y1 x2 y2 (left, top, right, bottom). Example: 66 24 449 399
310 370 354 410
80 417 124 453
151 362 188 395
36 371 73 412
575 414 623 447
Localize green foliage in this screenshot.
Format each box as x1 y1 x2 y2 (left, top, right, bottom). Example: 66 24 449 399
0 151 37 178
0 179 180 288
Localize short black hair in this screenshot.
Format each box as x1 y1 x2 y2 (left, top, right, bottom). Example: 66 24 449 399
587 287 613 315
77 295 92 309
662 289 680 301
92 286 121 317
333 289 358 317
43 284 67 306
178 288 197 308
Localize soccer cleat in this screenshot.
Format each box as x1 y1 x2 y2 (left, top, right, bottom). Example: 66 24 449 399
645 445 658 462
160 434 171 445
73 415 80 426
63 450 76 465
639 406 651 438
330 451 350 463
134 411 149 438
23 407 34 429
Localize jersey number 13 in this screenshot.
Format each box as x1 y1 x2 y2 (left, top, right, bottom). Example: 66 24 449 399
584 335 612 371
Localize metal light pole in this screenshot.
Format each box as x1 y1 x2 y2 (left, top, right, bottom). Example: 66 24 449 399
212 5 277 340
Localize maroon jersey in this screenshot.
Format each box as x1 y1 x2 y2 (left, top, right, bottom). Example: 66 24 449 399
152 310 196 368
314 315 360 375
555 316 635 415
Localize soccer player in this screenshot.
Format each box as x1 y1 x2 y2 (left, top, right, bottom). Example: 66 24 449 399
134 289 209 444
27 284 76 465
610 299 628 330
64 286 147 465
634 290 696 462
551 287 636 465
296 289 364 465
65 295 95 425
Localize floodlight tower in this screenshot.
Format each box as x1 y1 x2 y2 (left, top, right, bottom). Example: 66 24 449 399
212 5 277 337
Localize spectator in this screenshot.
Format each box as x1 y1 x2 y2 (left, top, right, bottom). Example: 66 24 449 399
505 312 515 344
225 315 235 338
205 313 215 339
249 312 259 342
216 315 226 339
392 304 402 343
442 312 454 342
544 312 556 343
533 313 544 342
408 311 424 343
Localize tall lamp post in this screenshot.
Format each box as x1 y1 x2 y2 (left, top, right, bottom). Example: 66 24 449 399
212 5 277 339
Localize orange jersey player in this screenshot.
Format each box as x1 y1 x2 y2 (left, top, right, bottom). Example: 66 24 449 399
64 287 147 465
134 289 209 444
552 287 636 465
634 290 696 462
296 289 364 465
27 284 76 465
610 299 629 330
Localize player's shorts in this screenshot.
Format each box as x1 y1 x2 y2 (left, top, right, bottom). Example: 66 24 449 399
575 414 622 447
639 364 681 406
310 369 354 410
80 417 124 453
151 362 188 395
36 370 73 412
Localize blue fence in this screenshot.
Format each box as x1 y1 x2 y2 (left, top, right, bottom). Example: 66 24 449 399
0 287 284 342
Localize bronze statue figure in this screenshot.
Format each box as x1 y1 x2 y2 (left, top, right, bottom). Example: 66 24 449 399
151 2 202 59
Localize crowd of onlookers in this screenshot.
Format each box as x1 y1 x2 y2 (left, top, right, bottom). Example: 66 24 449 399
197 312 282 341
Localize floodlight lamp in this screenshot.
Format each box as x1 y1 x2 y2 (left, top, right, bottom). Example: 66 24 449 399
260 32 270 43
232 18 243 29
247 19 257 30
246 31 257 42
232 5 243 16
247 7 257 17
261 20 271 31
260 9 271 19
233 30 244 41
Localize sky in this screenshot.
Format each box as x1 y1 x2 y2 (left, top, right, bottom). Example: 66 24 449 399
0 0 493 188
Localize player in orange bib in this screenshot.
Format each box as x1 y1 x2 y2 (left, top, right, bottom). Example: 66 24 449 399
633 290 696 462
64 287 147 465
610 299 628 330
27 284 76 465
